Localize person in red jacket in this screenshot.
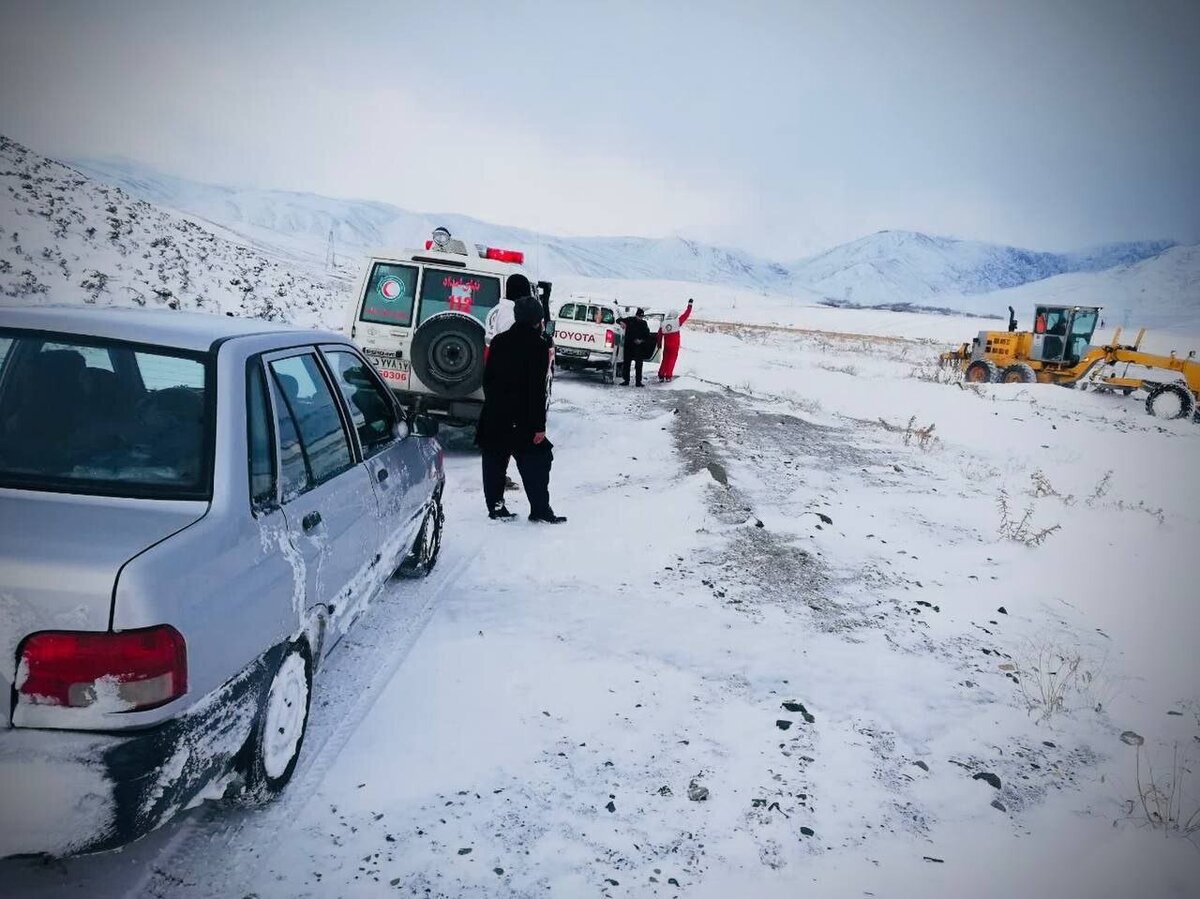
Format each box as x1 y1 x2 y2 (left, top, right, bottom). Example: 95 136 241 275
656 298 693 382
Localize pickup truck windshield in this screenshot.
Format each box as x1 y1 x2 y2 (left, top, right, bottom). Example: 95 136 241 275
0 330 212 500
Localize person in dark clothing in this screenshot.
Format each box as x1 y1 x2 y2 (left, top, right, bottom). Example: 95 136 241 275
474 294 566 524
617 308 653 386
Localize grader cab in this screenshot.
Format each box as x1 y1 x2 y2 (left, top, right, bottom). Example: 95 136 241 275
940 304 1199 421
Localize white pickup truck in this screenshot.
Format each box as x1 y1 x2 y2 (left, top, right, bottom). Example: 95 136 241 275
552 297 663 383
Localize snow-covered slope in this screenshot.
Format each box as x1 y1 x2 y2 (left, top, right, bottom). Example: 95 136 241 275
0 139 350 325
44 152 1200 333
74 158 1176 305
936 243 1200 334
787 229 1175 306
70 158 794 290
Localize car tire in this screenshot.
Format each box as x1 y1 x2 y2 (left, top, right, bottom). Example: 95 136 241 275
410 315 485 398
238 641 313 804
398 496 444 578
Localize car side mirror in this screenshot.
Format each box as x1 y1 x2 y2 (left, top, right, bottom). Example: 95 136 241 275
411 414 439 438
393 418 410 441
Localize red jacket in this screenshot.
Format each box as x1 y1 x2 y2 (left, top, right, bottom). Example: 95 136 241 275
658 304 692 350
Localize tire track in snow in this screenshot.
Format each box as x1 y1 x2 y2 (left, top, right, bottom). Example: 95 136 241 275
124 538 479 899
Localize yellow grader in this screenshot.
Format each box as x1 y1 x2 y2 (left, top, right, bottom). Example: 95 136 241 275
940 304 1200 421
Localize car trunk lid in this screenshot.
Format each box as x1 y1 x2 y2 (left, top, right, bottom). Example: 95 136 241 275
0 488 207 727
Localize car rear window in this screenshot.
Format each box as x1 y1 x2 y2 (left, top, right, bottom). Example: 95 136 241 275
417 267 500 326
360 262 419 328
0 330 212 500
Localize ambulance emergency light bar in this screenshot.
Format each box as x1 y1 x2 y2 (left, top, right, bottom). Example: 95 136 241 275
421 228 524 264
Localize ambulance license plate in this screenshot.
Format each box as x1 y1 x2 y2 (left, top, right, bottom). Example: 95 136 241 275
366 352 410 385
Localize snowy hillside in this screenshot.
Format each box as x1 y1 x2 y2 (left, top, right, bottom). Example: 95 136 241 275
0 138 349 324
933 243 1200 335
71 158 795 290
74 157 1188 323
787 229 1176 306
40 152 1198 334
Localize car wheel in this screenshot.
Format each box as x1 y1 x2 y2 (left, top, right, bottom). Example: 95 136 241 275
398 496 444 578
239 642 313 804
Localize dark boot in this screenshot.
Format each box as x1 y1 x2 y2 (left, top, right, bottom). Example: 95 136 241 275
489 503 517 521
528 510 567 524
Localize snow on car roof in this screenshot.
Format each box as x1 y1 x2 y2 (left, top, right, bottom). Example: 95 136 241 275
0 303 338 352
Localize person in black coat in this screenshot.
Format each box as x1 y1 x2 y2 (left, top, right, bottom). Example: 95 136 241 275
617 308 653 386
474 294 566 524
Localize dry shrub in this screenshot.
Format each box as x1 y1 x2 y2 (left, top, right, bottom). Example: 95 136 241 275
997 490 1061 545
1123 742 1200 842
1029 470 1076 505
1010 639 1109 720
878 415 938 451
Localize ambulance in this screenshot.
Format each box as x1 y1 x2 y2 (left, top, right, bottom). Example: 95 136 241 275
552 296 664 383
346 228 552 424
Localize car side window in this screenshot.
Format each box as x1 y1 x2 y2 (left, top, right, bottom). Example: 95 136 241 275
267 353 354 498
246 359 276 510
572 305 588 322
322 348 398 458
558 303 575 320
267 373 309 501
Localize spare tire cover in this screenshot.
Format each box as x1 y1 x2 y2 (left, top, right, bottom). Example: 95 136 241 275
410 314 486 398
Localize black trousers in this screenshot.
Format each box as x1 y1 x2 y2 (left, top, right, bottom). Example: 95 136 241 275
621 357 644 385
482 446 553 517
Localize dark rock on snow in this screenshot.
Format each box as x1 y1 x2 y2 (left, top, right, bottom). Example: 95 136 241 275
973 772 1002 790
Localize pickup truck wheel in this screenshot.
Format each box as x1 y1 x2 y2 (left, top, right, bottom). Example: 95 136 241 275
411 316 485 398
239 642 312 804
398 497 444 578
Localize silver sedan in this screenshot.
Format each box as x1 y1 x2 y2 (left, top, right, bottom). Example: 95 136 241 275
0 305 445 856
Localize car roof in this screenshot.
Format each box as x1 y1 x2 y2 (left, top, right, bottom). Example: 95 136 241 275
0 304 345 352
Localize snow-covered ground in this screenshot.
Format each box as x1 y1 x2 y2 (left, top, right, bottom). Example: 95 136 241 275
4 288 1197 896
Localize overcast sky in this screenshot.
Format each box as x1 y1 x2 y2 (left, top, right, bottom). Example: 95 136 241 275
1 0 1198 258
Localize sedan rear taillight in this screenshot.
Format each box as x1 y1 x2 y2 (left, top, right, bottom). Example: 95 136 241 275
16 626 187 712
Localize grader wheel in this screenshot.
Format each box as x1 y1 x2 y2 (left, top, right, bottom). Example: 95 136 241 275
1145 383 1197 420
965 360 998 383
1001 363 1037 384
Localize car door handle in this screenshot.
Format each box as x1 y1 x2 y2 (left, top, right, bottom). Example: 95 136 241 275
302 511 322 532
377 468 389 483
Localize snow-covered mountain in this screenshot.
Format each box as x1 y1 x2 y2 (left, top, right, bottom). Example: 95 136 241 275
69 158 794 290
935 243 1200 334
12 146 1196 332
786 229 1176 306
73 156 1181 312
1 138 349 325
